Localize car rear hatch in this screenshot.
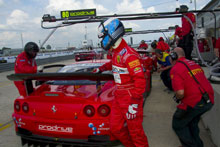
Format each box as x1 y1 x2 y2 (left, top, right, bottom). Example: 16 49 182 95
28 85 97 120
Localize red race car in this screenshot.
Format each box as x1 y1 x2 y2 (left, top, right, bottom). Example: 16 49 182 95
7 59 151 146
74 50 103 62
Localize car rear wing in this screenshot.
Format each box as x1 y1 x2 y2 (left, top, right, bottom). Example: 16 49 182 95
7 72 114 95
136 50 151 54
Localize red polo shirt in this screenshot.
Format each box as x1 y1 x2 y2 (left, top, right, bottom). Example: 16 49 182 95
156 41 169 52
170 57 214 110
182 13 195 36
175 26 183 39
138 43 148 50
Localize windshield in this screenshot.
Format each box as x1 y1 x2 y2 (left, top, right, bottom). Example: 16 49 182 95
47 62 111 85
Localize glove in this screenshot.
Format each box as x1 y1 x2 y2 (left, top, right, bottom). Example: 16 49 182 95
173 95 180 103
126 104 138 120
37 66 44 72
92 68 101 73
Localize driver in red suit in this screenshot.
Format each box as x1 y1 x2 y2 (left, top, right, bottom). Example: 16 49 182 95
14 42 42 96
95 18 149 147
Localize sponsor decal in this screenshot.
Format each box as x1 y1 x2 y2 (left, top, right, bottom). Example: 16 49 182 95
134 67 141 72
13 117 26 127
128 59 140 68
88 123 110 135
188 68 203 77
119 48 127 56
170 74 174 79
134 67 141 74
117 55 121 63
38 124 73 133
19 59 25 62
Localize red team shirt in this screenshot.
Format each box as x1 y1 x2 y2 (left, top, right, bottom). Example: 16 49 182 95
170 57 214 110
175 26 183 39
138 43 148 50
182 13 196 36
156 41 170 52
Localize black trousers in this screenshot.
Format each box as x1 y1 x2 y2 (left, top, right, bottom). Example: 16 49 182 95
160 68 172 90
172 98 213 147
179 32 194 60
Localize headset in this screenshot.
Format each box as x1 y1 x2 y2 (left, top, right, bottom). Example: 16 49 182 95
170 52 178 61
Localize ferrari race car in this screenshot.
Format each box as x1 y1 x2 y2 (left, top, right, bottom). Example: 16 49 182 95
7 59 151 147
74 50 103 62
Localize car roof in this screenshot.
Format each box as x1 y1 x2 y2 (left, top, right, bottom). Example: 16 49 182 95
58 59 110 73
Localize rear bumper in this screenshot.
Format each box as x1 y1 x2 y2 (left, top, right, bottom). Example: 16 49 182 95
12 113 116 142
17 128 119 146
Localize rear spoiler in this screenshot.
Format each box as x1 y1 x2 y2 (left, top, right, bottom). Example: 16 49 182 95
136 50 151 54
7 72 114 95
7 72 113 81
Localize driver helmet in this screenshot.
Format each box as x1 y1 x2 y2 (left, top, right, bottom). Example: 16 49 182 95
98 18 125 51
24 42 39 58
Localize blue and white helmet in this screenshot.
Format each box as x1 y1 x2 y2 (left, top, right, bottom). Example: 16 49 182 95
98 18 125 51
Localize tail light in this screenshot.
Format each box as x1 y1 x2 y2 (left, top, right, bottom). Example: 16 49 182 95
98 104 110 117
14 101 20 112
22 102 29 113
83 105 95 117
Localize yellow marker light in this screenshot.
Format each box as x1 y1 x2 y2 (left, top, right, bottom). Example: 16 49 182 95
74 112 78 119
33 109 36 116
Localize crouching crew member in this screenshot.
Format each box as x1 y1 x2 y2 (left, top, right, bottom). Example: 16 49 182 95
95 18 149 147
155 49 173 91
170 47 214 147
14 42 43 96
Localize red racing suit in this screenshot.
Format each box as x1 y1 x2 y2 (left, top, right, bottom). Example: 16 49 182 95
99 39 148 147
14 51 37 96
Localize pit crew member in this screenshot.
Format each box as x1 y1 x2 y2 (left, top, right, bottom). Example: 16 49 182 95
174 25 183 47
138 40 148 50
155 49 173 91
156 37 170 53
179 5 196 60
14 42 42 96
170 47 214 147
95 18 149 147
